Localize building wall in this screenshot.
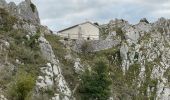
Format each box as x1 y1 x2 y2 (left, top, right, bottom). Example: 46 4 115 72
58 23 99 40
80 23 99 40
58 26 79 39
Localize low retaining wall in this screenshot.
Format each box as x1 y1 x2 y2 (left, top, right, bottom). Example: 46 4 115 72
72 39 120 52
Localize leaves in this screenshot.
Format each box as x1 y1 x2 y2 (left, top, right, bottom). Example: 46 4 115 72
79 58 112 100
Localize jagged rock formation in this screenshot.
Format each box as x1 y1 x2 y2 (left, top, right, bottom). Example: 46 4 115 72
0 0 72 100
100 18 170 99
0 0 40 24
0 0 7 8
37 36 73 100
1 0 170 99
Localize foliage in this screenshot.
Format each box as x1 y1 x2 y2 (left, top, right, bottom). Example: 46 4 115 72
0 29 46 99
0 8 17 31
138 61 157 99
7 70 35 100
45 34 78 89
99 26 109 39
45 34 66 61
79 58 112 100
25 33 41 50
80 41 93 55
115 27 125 40
125 63 140 85
164 68 170 82
8 32 45 66
30 3 36 12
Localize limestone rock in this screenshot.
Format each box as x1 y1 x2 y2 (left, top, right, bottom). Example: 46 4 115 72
2 0 40 24
51 94 60 100
0 95 7 100
0 0 7 8
17 0 40 24
74 58 83 73
38 36 73 100
7 2 17 16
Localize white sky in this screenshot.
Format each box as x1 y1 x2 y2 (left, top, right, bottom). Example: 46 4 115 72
6 0 170 31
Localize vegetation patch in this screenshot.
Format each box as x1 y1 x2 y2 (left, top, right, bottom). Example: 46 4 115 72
0 8 17 31
138 61 157 99
79 58 112 100
7 70 35 100
45 35 79 90
30 3 36 12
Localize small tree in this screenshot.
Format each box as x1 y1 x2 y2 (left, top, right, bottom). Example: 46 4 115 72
79 58 112 100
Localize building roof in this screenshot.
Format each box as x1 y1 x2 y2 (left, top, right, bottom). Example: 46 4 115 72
58 21 99 33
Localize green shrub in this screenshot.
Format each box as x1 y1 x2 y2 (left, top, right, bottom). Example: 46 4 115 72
30 3 36 12
99 26 109 39
25 33 40 50
116 27 125 40
0 8 17 31
45 34 66 61
7 70 35 100
79 58 112 100
125 63 140 85
80 41 93 55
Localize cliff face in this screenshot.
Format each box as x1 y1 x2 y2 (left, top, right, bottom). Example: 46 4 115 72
0 0 72 100
1 0 170 100
0 0 40 24
99 18 170 99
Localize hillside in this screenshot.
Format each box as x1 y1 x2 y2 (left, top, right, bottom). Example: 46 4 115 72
0 0 170 100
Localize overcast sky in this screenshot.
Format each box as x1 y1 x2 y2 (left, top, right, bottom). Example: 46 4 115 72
6 0 170 31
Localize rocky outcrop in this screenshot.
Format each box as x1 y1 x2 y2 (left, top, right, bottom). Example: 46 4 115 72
38 36 73 100
17 0 40 24
0 95 7 100
73 58 83 74
0 0 40 24
99 18 170 99
120 42 129 74
0 0 7 8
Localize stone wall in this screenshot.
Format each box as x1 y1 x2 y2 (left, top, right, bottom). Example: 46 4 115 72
72 38 120 52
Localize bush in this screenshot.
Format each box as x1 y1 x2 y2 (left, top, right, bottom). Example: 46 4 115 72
116 27 125 40
0 8 17 31
30 3 36 12
7 70 35 100
80 41 93 55
79 58 112 100
25 33 40 50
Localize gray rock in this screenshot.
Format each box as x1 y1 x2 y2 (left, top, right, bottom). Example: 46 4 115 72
72 39 120 52
2 0 40 24
74 58 84 73
7 2 17 16
17 0 40 24
38 36 73 100
0 0 7 8
0 95 7 100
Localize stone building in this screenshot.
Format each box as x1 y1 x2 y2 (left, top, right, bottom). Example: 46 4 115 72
58 21 99 40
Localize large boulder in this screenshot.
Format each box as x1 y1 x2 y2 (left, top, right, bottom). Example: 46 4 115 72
17 0 40 24
0 0 7 8
4 0 40 24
